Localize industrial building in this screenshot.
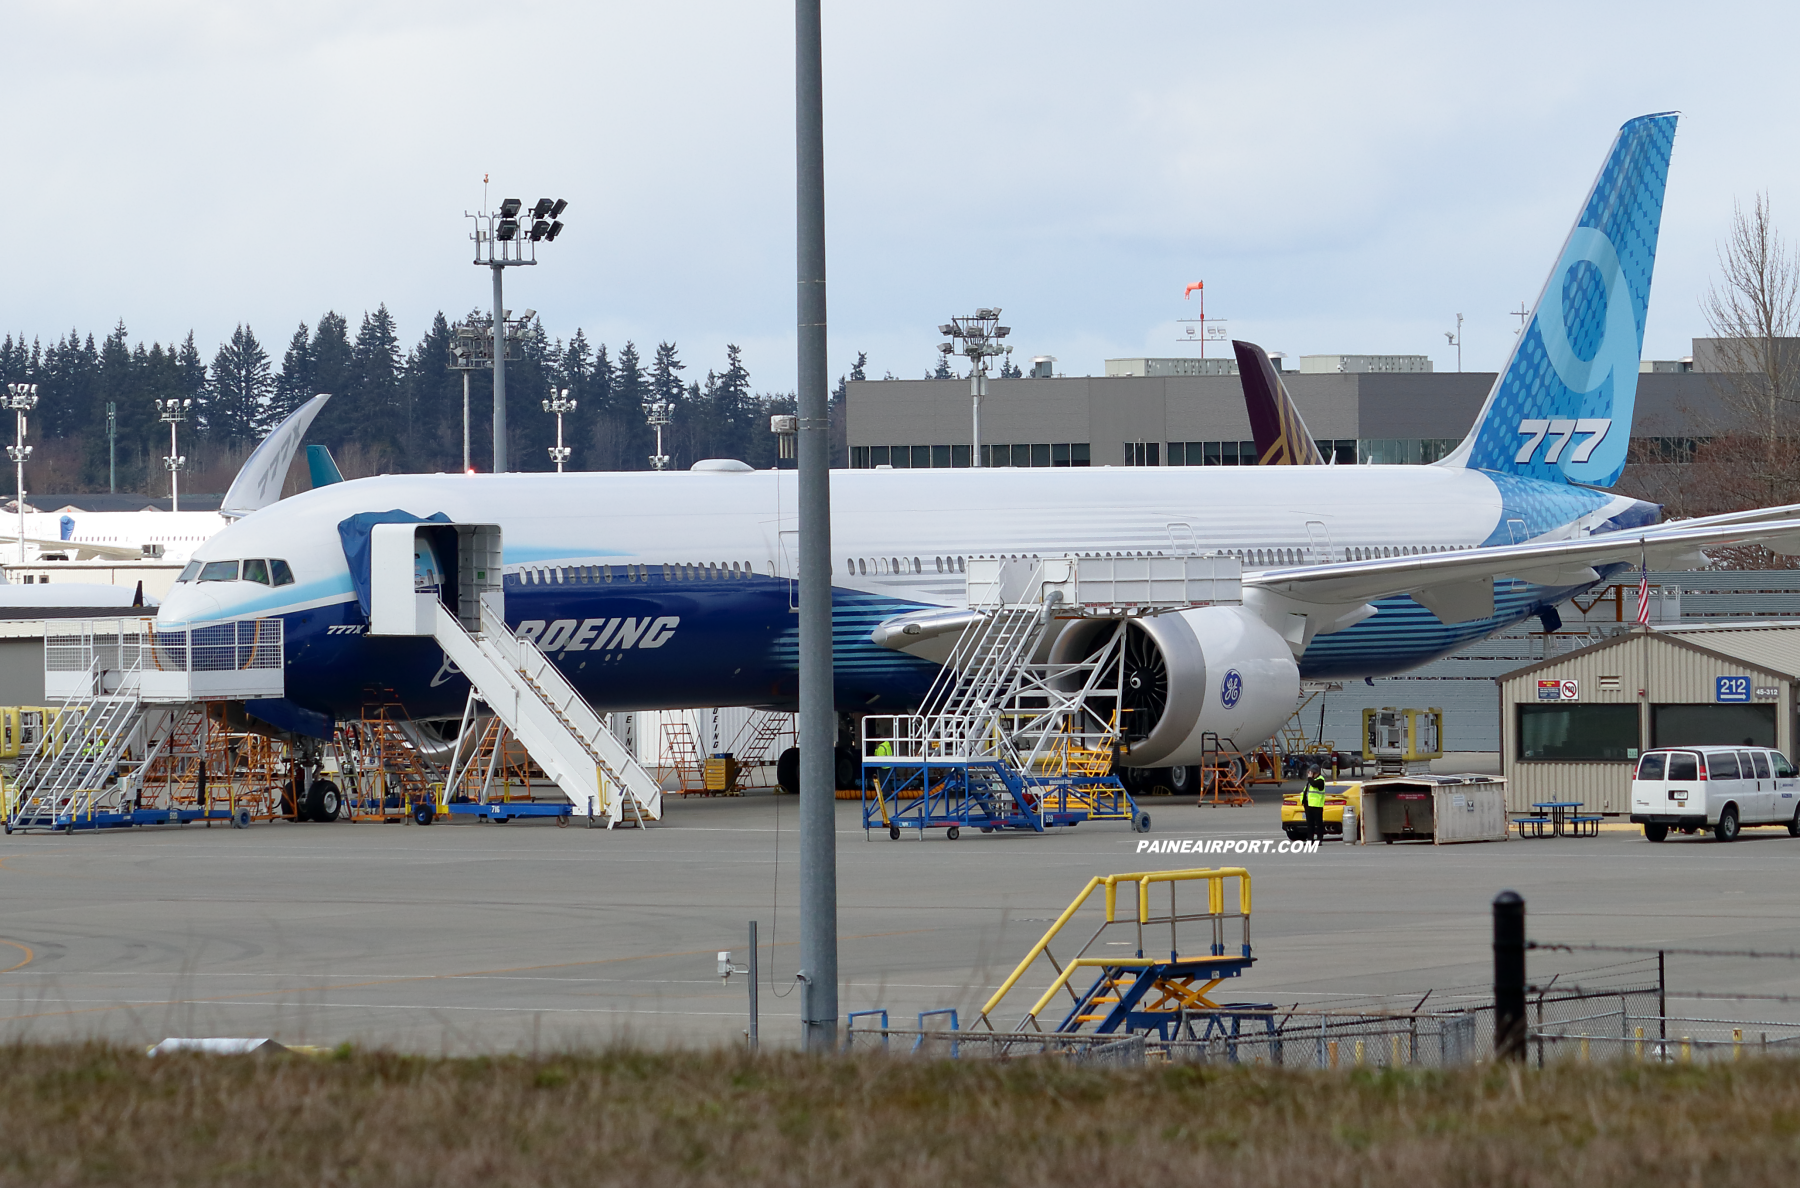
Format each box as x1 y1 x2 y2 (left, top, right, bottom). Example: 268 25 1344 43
1496 623 1800 815
844 340 1730 472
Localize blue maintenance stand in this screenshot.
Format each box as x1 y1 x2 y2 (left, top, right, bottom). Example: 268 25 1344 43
5 805 257 833
862 756 1147 839
443 799 573 825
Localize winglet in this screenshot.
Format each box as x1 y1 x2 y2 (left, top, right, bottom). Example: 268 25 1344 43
1234 340 1326 465
307 444 345 488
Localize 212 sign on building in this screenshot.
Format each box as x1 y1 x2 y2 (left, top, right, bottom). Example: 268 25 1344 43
1716 676 1752 703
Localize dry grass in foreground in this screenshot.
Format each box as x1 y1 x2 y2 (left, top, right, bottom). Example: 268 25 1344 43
2 1044 1799 1186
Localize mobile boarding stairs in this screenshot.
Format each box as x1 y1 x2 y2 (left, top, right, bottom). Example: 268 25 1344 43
861 553 1241 839
4 522 660 832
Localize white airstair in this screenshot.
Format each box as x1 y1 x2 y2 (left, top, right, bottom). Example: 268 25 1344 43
366 521 661 828
429 600 661 826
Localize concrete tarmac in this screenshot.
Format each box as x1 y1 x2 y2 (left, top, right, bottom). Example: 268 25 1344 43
1 786 1797 1052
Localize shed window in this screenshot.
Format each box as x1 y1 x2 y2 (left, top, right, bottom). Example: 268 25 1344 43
1516 703 1640 761
1651 704 1776 750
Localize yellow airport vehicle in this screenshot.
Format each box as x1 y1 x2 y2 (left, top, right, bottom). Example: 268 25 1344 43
1280 781 1362 841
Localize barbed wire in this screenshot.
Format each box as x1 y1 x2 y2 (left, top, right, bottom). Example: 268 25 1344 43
1529 941 1800 961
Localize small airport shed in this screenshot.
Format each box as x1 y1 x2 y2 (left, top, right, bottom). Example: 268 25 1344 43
1497 623 1800 815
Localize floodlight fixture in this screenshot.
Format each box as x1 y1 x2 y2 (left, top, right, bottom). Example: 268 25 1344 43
937 306 1016 467
549 198 567 219
466 189 570 472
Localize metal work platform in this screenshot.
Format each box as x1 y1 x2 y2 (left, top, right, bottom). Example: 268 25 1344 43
7 618 286 833
862 554 1239 839
975 867 1254 1039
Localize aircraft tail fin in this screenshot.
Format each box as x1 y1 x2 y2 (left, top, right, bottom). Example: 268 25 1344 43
307 444 345 488
1234 340 1325 465
1437 112 1677 487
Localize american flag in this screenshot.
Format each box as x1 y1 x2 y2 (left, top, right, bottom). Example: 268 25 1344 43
1635 570 1651 626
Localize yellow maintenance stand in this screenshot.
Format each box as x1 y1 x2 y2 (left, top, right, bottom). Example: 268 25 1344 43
976 867 1253 1040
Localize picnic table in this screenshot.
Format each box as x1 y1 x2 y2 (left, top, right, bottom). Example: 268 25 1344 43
1518 800 1599 838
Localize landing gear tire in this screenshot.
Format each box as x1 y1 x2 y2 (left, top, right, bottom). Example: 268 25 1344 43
1714 805 1741 842
776 748 799 795
835 746 860 791
1132 810 1152 834
1167 765 1199 796
305 779 342 823
1644 823 1669 843
946 826 960 841
413 802 435 826
889 825 900 840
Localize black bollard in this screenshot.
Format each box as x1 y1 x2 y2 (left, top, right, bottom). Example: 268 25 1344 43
1493 890 1526 1062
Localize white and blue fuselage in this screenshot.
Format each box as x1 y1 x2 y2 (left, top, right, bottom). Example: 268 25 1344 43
153 464 1655 723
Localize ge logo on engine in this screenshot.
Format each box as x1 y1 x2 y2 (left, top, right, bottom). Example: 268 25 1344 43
1220 668 1243 709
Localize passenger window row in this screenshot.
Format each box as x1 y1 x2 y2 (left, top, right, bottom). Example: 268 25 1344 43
511 562 752 586
180 558 295 586
849 556 968 577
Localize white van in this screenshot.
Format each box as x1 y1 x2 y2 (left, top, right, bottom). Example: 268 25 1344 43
1630 746 1800 842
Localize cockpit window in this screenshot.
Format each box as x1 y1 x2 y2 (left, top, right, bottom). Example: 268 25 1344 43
242 559 270 585
271 559 295 587
198 560 240 582
178 561 200 583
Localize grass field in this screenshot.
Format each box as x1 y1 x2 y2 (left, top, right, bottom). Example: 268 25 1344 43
3 1044 1798 1185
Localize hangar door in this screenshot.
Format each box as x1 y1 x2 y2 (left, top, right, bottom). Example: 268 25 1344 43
1650 704 1776 750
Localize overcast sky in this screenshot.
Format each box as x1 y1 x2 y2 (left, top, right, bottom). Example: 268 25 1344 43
4 1 1796 394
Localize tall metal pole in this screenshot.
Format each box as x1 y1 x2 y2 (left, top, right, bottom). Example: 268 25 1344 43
795 0 838 1053
491 265 508 473
107 402 116 493
462 372 471 472
971 370 984 467
12 410 23 565
169 419 180 513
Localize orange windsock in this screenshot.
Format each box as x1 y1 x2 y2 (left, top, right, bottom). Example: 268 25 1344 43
1184 281 1203 299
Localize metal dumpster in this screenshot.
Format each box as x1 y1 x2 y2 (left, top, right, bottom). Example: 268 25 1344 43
1357 774 1509 845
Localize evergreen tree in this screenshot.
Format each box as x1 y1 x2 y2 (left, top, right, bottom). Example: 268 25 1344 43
206 325 275 444
349 305 404 451
273 322 314 421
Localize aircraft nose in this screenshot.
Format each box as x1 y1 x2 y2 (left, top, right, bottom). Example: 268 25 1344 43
157 588 222 627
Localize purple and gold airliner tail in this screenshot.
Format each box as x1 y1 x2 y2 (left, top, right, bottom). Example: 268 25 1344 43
1234 339 1325 466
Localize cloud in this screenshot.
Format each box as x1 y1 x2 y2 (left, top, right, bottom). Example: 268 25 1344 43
0 0 1792 396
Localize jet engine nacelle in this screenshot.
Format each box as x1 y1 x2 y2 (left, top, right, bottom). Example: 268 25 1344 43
1050 605 1299 768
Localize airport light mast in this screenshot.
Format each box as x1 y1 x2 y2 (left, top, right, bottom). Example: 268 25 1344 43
467 192 566 472
938 309 1011 467
156 398 192 513
543 387 576 472
5 383 36 564
449 314 524 472
645 394 672 470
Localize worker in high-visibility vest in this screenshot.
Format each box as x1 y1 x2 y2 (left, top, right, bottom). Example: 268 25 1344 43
1303 765 1328 842
873 738 894 791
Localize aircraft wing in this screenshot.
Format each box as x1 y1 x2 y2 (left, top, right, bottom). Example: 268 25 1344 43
220 393 331 519
1247 515 1800 628
0 533 145 560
